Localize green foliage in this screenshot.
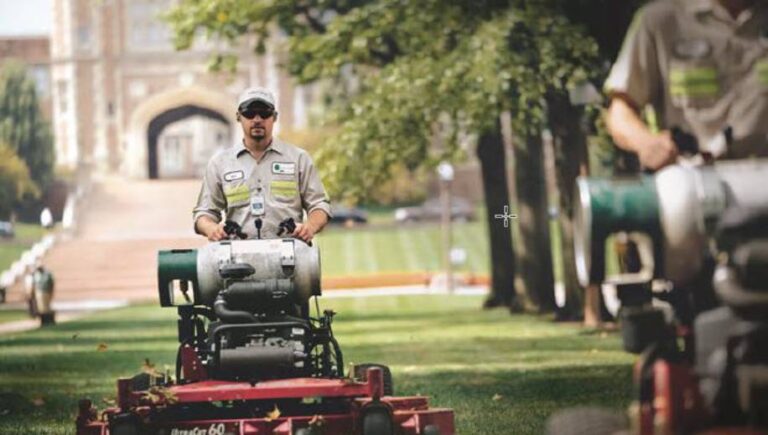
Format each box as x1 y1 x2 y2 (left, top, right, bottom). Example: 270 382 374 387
167 1 603 201
0 143 39 219
0 61 55 191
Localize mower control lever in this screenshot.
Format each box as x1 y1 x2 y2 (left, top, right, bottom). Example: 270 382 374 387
223 221 248 240
277 218 296 237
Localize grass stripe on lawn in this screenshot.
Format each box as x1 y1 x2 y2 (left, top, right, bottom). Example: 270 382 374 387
396 227 421 271
0 294 633 434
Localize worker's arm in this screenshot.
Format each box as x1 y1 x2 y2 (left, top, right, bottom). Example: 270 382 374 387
293 209 329 243
195 215 228 241
193 158 229 241
606 96 678 171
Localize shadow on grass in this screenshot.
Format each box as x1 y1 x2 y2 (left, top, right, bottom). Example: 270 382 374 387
395 364 632 435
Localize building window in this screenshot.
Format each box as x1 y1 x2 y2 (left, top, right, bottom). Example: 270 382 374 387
28 65 51 98
77 25 92 49
56 80 68 113
126 1 173 51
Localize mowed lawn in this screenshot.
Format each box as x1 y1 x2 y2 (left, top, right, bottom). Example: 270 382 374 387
0 224 49 323
0 295 634 434
0 223 48 272
316 221 490 277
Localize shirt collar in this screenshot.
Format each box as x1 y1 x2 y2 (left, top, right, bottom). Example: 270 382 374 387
233 138 284 158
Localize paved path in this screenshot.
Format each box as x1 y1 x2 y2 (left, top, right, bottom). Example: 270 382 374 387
26 177 205 304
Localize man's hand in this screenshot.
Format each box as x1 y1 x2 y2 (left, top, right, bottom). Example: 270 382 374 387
606 97 679 171
637 130 678 170
292 222 318 243
195 216 228 241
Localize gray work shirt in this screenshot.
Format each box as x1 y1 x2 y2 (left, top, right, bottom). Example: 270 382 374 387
193 138 331 239
605 0 768 157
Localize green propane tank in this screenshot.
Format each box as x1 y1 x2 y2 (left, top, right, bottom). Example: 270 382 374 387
574 159 768 287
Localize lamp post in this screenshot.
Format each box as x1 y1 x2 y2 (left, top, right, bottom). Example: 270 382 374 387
437 161 455 294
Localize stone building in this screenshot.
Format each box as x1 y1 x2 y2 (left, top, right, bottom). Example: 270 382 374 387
51 0 313 179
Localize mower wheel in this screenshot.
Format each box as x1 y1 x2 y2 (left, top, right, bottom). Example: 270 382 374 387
545 407 628 435
354 363 394 396
362 406 394 435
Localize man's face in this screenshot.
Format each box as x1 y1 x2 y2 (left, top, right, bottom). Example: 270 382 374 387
238 101 276 142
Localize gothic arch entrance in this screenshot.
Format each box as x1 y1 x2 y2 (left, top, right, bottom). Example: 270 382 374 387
147 105 230 179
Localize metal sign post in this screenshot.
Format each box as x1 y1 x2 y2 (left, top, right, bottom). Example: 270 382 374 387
437 162 455 294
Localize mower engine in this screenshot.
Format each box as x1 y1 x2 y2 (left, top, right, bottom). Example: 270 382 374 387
157 238 338 382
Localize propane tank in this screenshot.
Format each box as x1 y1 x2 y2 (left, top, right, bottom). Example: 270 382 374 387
157 238 320 307
574 159 768 287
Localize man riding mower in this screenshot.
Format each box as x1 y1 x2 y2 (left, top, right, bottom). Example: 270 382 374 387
76 221 455 435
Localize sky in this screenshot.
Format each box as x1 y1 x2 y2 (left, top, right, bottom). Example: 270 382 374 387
0 0 51 37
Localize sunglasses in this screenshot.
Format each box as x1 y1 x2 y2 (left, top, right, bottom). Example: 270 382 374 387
239 107 275 120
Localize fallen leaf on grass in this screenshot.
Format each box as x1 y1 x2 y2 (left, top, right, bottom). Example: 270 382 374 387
265 405 281 421
31 397 45 407
143 387 178 405
96 343 108 352
492 394 503 402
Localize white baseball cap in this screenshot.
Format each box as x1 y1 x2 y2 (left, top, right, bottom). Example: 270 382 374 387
237 86 276 109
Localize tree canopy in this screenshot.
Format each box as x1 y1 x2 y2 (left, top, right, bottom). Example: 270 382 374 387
0 143 38 219
0 61 55 191
167 0 602 202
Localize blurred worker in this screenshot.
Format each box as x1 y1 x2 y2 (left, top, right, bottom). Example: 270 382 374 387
605 0 768 170
29 265 56 326
193 87 331 243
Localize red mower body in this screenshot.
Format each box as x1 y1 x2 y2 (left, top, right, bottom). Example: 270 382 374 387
76 367 455 435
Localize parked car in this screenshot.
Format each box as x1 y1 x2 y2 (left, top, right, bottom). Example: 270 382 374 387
0 221 14 239
394 197 476 223
329 205 368 226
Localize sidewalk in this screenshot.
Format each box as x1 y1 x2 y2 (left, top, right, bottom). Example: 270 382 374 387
0 284 488 335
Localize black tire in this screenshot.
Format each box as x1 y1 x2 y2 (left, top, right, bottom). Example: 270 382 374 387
354 363 394 396
545 407 628 435
362 406 394 435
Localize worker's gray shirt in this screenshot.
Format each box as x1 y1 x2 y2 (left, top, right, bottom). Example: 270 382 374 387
193 138 331 239
605 0 768 157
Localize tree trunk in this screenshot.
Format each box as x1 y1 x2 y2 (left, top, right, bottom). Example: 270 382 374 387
477 119 517 308
545 92 590 320
513 129 556 312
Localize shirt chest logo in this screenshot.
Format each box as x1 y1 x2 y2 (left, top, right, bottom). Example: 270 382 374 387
272 162 296 175
223 170 244 182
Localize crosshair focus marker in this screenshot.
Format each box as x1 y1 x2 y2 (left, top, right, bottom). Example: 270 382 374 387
494 205 517 228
